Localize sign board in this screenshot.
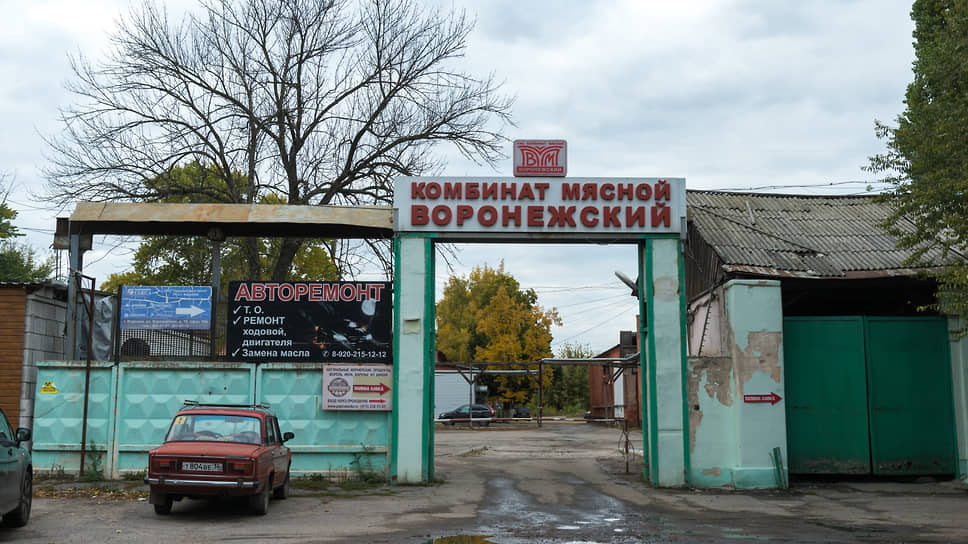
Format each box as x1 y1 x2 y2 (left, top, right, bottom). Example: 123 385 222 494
393 176 686 240
514 139 567 177
226 281 392 363
322 364 393 411
120 286 212 330
743 393 782 405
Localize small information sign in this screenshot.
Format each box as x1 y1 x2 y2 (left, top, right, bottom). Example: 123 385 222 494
743 393 782 405
322 364 393 411
120 286 212 330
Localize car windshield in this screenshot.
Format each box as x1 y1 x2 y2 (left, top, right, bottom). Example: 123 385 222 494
165 413 263 444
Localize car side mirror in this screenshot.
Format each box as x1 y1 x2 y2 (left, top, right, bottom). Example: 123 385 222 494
15 428 31 444
282 431 294 442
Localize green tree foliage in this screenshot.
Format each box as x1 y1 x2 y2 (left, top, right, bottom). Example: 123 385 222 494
542 343 593 415
44 0 512 281
436 263 561 404
0 201 19 239
868 0 968 333
0 185 53 282
0 241 54 283
99 163 339 292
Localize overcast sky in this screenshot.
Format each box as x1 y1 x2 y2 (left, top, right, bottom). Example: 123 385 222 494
1 0 916 354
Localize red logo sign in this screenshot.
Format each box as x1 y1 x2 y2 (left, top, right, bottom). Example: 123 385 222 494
514 140 567 177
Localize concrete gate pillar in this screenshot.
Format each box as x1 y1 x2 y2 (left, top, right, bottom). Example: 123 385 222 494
392 234 435 483
949 318 968 483
640 238 688 487
723 279 786 488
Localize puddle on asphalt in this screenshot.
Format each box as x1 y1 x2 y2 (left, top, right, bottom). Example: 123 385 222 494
425 537 496 544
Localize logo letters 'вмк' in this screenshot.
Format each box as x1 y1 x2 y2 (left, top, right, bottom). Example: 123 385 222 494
514 139 567 177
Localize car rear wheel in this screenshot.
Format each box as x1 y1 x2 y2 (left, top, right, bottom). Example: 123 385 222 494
272 471 290 500
153 496 173 516
3 470 31 527
249 481 270 515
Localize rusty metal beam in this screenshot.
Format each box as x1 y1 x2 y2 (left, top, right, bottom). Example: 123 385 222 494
65 202 394 239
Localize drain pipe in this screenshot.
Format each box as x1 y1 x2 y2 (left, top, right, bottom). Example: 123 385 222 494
77 273 96 478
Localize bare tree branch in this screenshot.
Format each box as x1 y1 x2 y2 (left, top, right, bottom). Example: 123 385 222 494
43 0 513 280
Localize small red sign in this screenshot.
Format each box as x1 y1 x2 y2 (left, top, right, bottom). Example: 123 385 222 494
352 383 391 395
743 392 782 405
513 139 567 177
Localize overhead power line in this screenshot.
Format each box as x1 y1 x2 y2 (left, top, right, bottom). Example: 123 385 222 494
713 180 893 193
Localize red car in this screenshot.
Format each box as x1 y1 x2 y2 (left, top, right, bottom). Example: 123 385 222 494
145 401 294 515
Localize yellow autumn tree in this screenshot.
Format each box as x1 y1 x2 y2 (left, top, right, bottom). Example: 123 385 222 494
436 262 561 404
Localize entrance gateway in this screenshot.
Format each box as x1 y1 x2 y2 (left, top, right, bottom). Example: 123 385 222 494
390 173 688 486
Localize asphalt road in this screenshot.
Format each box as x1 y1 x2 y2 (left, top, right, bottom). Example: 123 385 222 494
3 421 967 543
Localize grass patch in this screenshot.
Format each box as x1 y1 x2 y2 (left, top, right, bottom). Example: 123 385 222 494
335 478 381 492
76 470 105 483
291 468 392 496
122 470 146 481
76 442 106 483
38 465 74 482
292 473 333 492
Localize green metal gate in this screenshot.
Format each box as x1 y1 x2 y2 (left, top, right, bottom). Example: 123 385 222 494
784 316 957 476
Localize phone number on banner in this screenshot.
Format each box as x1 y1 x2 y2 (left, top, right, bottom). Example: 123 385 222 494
324 350 390 359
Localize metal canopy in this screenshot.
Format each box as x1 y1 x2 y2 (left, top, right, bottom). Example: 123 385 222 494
65 202 394 239
58 202 395 365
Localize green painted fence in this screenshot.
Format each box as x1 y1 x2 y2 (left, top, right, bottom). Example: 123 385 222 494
32 361 389 479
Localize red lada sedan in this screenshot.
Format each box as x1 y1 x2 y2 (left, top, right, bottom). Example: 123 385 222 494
145 401 294 515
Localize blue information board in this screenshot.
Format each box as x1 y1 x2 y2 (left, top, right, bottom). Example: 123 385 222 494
120 286 213 330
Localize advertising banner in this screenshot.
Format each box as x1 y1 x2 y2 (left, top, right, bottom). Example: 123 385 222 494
322 364 393 411
226 281 392 363
120 286 212 330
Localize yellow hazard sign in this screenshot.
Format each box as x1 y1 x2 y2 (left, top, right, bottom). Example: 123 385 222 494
41 381 58 394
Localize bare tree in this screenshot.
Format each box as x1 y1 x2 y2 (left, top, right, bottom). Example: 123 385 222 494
44 0 513 280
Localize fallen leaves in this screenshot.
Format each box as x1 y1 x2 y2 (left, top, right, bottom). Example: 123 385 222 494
34 486 149 500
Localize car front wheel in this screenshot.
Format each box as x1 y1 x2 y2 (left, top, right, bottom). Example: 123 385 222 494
3 470 31 527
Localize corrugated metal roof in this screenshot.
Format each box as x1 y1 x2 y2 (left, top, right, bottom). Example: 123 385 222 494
687 191 956 278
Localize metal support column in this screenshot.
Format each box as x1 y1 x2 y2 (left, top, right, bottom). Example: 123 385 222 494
66 233 86 360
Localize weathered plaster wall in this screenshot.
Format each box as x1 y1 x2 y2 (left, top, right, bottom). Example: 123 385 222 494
950 318 968 483
687 279 787 488
725 279 786 488
687 356 734 486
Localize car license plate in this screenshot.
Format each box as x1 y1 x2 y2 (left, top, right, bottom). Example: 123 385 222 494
182 461 222 472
